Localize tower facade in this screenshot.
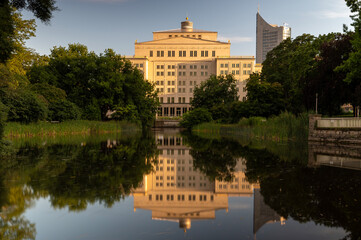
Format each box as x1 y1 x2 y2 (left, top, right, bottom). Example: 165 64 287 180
256 12 291 63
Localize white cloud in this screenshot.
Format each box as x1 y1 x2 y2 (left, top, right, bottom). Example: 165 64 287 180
315 0 351 19
218 35 253 43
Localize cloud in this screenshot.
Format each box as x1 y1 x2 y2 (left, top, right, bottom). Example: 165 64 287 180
218 36 253 43
317 10 350 19
315 0 351 19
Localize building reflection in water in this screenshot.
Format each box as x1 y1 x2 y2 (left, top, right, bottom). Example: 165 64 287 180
132 132 284 234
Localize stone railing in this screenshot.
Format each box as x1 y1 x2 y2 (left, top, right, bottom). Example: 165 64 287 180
309 114 361 144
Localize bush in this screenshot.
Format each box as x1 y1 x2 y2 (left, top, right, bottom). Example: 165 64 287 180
0 88 48 123
0 101 8 137
49 100 81 122
180 108 213 130
31 83 67 104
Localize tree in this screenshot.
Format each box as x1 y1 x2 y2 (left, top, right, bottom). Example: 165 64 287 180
180 108 213 130
0 88 48 123
191 74 238 122
335 1 361 115
245 73 285 117
0 0 57 63
28 44 159 126
303 33 353 115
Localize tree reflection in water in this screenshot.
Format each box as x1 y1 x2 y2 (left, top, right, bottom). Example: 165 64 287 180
0 131 157 239
0 130 360 239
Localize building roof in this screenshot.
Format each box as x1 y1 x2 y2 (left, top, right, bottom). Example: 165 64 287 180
135 36 229 45
153 28 217 33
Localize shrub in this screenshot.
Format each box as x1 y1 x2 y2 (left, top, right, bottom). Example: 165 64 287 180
0 101 8 137
31 83 67 104
49 100 81 122
180 108 213 130
0 88 48 123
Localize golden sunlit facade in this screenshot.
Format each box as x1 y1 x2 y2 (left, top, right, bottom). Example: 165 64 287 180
127 19 259 117
132 132 282 233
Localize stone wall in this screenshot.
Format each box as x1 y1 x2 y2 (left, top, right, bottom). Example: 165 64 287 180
308 142 361 170
308 115 361 144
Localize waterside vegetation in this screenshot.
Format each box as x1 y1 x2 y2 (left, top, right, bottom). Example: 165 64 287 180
4 120 138 138
193 112 309 142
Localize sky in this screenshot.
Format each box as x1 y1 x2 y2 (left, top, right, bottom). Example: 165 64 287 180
23 0 353 57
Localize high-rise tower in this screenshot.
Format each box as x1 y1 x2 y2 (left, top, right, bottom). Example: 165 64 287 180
256 12 291 63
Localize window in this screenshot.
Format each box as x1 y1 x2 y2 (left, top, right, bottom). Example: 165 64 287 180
150 51 153 57
236 64 239 67
157 51 160 57
205 65 208 69
248 63 251 67
221 64 224 68
201 51 204 57
212 51 215 57
140 64 143 68
168 72 171 76
168 51 172 57
236 70 239 75
205 51 208 57
194 51 197 57
232 64 235 68
198 35 201 39
225 64 228 68
190 51 193 57
160 97 163 103
220 70 224 74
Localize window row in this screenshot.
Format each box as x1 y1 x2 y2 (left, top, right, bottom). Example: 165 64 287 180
149 194 214 202
220 63 252 68
134 64 144 68
158 97 193 104
150 50 216 58
156 137 183 146
158 107 192 117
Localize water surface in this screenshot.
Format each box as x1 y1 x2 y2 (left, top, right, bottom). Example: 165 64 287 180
0 130 360 239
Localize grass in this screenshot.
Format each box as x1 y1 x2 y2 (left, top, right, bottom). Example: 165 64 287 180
4 120 139 138
193 112 309 142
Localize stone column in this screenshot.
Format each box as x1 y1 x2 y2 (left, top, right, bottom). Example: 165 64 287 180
308 114 322 141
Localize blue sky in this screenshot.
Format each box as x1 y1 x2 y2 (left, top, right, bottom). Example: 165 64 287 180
23 0 353 57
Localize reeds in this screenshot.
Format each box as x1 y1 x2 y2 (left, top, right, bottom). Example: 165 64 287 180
193 112 309 141
4 120 139 138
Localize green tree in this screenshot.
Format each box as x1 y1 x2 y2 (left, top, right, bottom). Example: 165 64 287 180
191 74 238 122
262 34 335 113
0 0 57 63
29 44 158 126
303 33 353 115
335 1 361 115
0 88 47 123
245 73 285 117
180 108 213 130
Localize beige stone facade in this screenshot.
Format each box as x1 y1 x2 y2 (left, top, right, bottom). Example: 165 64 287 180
132 132 258 231
127 19 257 117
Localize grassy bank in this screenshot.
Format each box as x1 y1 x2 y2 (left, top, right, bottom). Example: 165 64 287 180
193 112 308 141
4 120 139 138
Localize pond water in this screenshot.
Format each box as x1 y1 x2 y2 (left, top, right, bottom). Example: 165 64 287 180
0 130 360 240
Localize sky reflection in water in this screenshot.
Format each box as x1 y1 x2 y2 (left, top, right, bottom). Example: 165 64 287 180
1 130 359 240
